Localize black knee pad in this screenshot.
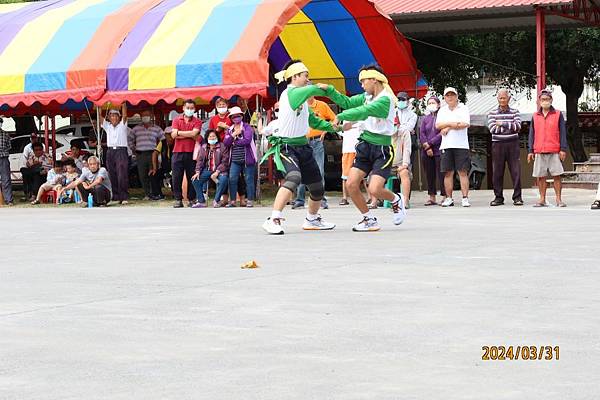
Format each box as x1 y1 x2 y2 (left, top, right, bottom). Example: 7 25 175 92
282 171 302 192
307 181 324 201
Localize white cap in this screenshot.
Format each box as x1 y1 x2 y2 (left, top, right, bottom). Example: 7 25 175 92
443 87 458 96
228 106 244 116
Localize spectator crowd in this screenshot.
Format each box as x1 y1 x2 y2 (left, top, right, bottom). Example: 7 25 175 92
1 87 599 210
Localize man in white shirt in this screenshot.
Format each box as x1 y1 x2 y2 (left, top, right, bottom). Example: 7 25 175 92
435 87 471 207
100 103 129 205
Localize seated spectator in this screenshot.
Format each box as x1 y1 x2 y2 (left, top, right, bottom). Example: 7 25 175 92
208 97 232 142
21 142 52 201
223 107 257 208
21 133 39 164
191 130 230 208
62 156 112 207
57 159 81 203
31 160 65 205
62 142 87 171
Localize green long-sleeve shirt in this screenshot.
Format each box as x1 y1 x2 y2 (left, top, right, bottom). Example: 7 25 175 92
324 86 391 121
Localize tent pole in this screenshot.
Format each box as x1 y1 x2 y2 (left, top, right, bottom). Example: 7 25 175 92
44 115 49 157
51 116 56 163
536 7 546 94
255 94 261 203
96 107 102 162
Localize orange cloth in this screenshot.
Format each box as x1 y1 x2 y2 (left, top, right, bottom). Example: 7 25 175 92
307 99 336 139
341 152 356 180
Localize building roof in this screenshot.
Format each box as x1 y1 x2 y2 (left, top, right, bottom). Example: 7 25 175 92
375 0 571 16
372 0 585 36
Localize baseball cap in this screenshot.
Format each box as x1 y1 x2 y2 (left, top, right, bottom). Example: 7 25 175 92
443 87 458 96
396 91 409 100
538 88 553 99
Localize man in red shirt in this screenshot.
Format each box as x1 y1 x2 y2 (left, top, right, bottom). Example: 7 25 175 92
208 97 231 142
171 99 202 208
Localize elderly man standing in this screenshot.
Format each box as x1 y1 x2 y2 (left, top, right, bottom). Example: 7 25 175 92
101 103 129 205
436 87 472 207
487 88 523 206
129 110 165 200
528 89 568 207
0 117 13 206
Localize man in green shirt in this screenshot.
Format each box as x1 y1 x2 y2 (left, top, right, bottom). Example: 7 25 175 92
317 65 407 232
261 59 339 235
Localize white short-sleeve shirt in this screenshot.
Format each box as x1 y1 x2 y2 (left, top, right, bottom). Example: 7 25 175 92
437 103 470 150
103 120 129 148
342 127 360 153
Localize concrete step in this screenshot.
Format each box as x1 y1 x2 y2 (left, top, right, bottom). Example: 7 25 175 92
561 181 599 190
589 153 600 163
562 171 600 182
573 162 600 172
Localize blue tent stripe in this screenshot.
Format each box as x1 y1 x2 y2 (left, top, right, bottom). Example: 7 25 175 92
301 0 376 94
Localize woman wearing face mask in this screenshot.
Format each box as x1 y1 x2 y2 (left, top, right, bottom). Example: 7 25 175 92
191 130 230 208
208 97 232 142
419 96 446 205
223 106 257 207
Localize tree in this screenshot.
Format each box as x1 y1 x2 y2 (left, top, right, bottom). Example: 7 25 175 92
411 28 600 162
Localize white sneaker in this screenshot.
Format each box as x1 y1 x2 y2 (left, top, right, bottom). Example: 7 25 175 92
461 197 471 207
441 198 454 207
262 217 285 235
302 215 335 231
352 217 380 232
391 193 407 225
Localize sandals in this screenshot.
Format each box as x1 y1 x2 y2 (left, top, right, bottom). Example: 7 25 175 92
30 199 40 205
339 198 349 206
423 199 437 206
533 202 547 208
556 202 567 208
592 200 600 210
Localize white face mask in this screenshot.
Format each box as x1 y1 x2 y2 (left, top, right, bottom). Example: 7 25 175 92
216 107 228 115
426 104 439 113
184 109 195 117
141 116 151 124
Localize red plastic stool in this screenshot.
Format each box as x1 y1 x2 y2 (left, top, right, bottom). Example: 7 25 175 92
42 190 57 204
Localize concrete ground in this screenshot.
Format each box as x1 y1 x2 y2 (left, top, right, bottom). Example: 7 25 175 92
0 188 598 400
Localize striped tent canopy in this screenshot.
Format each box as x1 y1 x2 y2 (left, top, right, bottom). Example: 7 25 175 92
0 0 426 110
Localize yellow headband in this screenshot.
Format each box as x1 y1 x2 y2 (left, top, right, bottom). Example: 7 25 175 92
358 69 397 105
275 62 309 83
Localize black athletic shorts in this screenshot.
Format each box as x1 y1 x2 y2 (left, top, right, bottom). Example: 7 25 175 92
281 143 323 185
440 148 471 173
353 140 394 179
